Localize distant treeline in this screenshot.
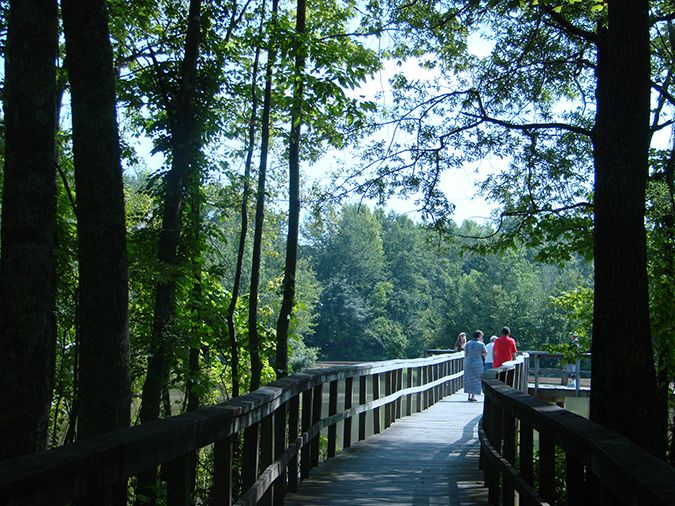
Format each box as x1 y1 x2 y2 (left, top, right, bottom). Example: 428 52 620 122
294 203 593 362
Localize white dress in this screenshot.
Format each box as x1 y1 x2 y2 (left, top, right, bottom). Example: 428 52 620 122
464 339 487 394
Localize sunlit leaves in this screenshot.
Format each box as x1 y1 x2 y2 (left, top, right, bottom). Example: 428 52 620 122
479 0 606 14
346 0 600 265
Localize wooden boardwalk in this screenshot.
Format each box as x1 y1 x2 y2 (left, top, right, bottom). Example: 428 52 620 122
284 391 491 506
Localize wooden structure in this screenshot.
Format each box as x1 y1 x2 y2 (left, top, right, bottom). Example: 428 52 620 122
0 353 464 506
528 350 592 398
481 356 675 506
282 389 489 506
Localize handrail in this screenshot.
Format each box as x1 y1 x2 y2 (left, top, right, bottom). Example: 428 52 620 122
0 353 465 506
528 351 591 397
480 356 675 506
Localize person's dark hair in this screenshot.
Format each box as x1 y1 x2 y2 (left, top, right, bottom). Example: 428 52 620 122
501 326 510 336
473 330 483 339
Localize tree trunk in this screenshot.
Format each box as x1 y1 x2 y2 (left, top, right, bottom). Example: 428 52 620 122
62 0 131 441
654 150 675 464
226 0 267 399
276 0 306 378
590 0 666 458
185 177 203 414
136 4 202 502
0 0 58 461
248 0 280 392
139 0 203 426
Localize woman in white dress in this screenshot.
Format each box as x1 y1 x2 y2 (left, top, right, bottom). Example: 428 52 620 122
464 330 488 402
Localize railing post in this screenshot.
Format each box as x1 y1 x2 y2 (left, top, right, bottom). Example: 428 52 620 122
514 359 522 392
300 388 312 479
439 361 444 400
259 413 274 506
287 395 300 493
423 365 430 410
273 402 288 506
395 368 403 420
405 367 412 416
440 360 446 398
539 435 556 504
164 454 190 506
242 422 260 492
384 371 392 429
522 354 530 392
502 411 516 506
453 356 460 393
415 366 422 413
431 363 438 405
390 370 395 425
428 364 434 408
439 360 445 397
585 471 606 505
432 363 438 406
428 363 434 406
566 453 586 506
506 368 515 388
491 403 504 505
372 373 381 434
534 353 540 396
212 434 234 505
328 380 338 458
310 384 323 469
483 391 500 506
520 421 534 487
343 376 353 449
358 375 367 441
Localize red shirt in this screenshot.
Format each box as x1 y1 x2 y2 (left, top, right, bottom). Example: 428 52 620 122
493 336 517 368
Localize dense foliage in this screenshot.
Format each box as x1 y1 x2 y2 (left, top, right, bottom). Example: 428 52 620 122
301 204 593 361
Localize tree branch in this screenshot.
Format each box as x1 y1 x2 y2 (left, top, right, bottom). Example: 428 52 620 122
540 5 598 44
464 111 592 137
651 12 675 25
652 80 675 107
503 201 594 217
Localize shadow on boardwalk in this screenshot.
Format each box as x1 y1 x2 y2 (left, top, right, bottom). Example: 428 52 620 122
284 391 491 506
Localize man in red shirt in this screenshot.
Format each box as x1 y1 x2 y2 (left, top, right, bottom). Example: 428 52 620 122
493 326 517 368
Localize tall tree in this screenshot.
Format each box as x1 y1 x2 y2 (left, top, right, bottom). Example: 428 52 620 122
308 205 387 360
61 0 131 440
0 0 59 461
590 0 665 457
647 19 675 462
276 0 307 378
132 2 203 502
139 0 203 425
227 0 268 398
248 0 281 391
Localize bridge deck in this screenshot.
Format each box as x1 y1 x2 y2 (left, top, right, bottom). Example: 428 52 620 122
284 391 491 506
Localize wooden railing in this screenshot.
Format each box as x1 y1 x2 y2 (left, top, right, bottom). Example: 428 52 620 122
528 350 591 398
480 354 675 506
0 353 464 506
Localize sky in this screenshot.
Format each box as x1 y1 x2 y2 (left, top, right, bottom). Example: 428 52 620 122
306 143 497 226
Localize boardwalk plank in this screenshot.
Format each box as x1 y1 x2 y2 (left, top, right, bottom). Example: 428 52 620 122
284 392 491 506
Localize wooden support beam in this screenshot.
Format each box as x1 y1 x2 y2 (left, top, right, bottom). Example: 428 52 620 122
343 377 353 449
328 380 338 458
